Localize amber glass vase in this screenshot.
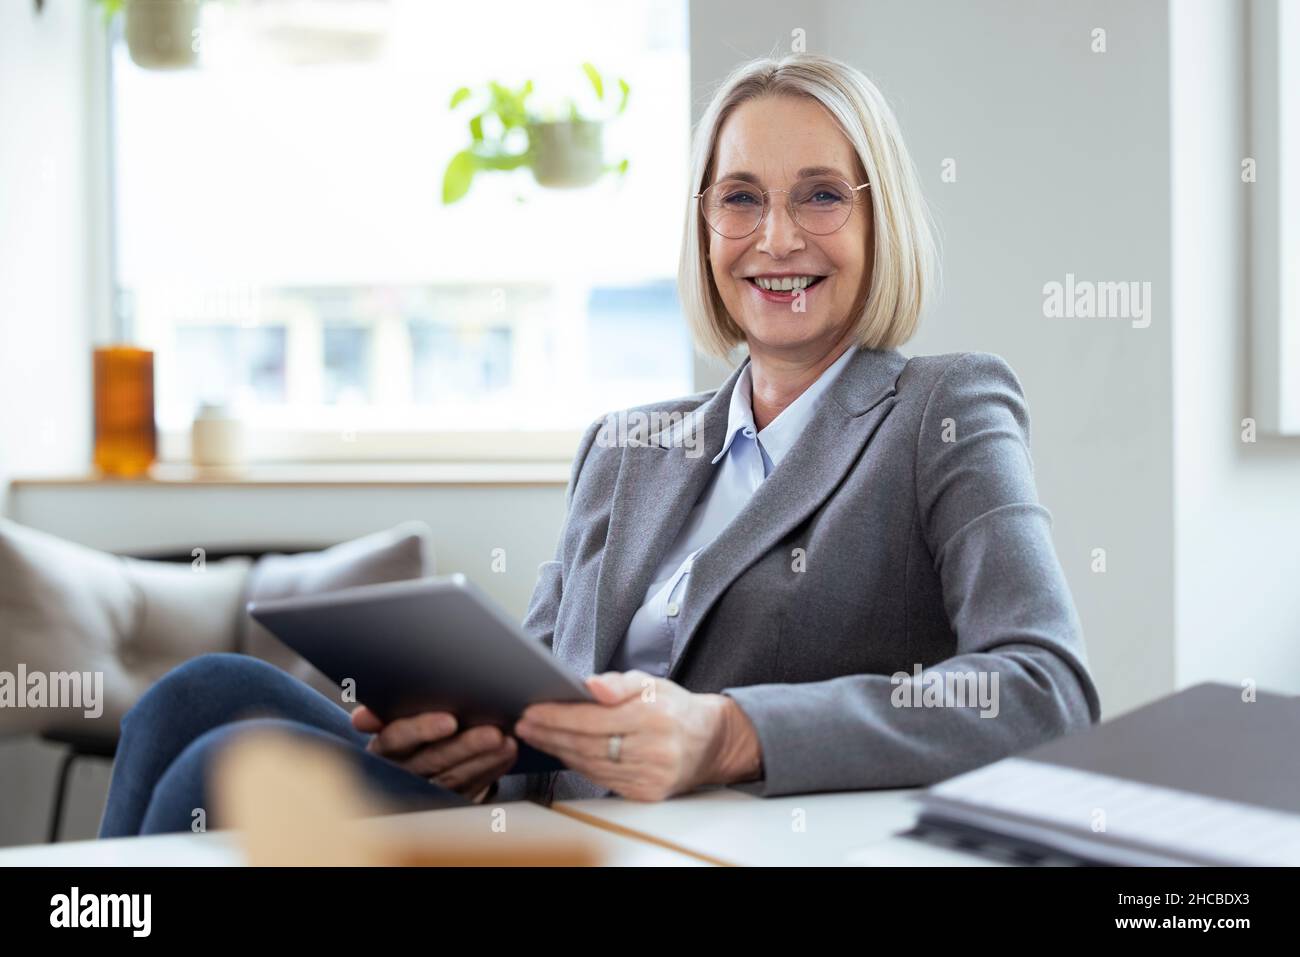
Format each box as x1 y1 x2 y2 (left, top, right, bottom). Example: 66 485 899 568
93 346 157 477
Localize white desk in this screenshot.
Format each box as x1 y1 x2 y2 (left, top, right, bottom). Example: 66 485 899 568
0 788 1000 867
0 830 246 867
0 801 706 867
555 787 1001 867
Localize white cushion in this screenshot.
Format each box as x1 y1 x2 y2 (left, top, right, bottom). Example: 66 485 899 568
239 521 434 704
0 518 250 740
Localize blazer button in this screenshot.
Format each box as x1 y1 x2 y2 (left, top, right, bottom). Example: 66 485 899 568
666 602 680 617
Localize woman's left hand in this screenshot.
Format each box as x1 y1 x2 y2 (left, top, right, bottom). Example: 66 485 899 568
514 670 762 802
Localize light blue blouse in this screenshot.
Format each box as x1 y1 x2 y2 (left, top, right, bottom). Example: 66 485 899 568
608 344 859 676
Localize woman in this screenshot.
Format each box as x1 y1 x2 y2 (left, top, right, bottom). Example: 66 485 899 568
101 53 1100 836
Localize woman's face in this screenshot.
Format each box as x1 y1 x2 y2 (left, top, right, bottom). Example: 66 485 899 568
706 95 873 360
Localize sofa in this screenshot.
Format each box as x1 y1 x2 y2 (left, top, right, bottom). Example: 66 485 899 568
0 517 435 842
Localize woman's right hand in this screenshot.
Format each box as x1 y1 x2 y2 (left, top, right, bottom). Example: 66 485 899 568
350 706 518 803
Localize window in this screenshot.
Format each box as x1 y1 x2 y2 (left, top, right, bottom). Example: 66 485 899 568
110 0 692 460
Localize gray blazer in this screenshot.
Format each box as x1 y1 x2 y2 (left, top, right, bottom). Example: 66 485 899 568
497 347 1102 803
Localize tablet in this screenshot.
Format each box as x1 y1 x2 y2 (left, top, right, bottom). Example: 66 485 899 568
246 574 593 774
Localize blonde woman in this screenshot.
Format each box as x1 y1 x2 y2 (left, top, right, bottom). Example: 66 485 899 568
101 53 1100 835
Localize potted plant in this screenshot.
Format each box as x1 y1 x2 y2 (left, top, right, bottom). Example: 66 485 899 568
441 63 630 204
95 0 203 71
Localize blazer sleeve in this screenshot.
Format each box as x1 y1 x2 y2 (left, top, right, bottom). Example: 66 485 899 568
722 352 1103 797
519 414 605 650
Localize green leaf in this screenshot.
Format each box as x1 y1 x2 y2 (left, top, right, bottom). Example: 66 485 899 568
469 114 484 142
441 149 477 204
582 62 604 101
95 0 124 22
616 78 630 115
450 86 472 110
617 158 629 175
475 151 531 172
489 80 528 129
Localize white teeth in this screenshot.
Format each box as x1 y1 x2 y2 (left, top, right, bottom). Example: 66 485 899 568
754 275 819 291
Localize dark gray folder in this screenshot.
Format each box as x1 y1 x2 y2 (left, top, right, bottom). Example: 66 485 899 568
914 683 1300 866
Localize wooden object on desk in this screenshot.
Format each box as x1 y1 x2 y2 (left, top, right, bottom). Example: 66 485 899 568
210 729 602 866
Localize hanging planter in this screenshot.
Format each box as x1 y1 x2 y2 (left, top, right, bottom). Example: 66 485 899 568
526 117 605 189
441 64 630 204
95 0 203 70
126 0 202 69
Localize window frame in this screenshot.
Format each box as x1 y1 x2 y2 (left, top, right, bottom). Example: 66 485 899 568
1249 0 1300 435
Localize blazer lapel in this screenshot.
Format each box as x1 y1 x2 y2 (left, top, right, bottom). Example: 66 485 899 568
589 360 746 674
665 346 909 679
588 346 909 678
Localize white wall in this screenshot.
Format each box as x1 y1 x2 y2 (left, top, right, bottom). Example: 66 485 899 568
1171 0 1300 692
0 0 102 849
0 0 96 517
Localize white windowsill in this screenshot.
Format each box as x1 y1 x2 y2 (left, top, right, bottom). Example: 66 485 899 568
159 427 585 465
10 461 571 488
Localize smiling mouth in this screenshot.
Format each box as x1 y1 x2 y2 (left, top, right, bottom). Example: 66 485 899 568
745 275 827 294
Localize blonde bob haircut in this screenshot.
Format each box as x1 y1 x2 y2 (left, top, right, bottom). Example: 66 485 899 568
679 53 938 359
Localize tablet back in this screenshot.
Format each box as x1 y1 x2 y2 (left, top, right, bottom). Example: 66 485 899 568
247 574 593 727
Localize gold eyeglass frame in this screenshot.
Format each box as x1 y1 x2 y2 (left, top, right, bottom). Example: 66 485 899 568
693 176 871 239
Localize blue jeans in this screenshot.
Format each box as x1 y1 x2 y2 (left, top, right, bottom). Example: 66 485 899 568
99 653 470 838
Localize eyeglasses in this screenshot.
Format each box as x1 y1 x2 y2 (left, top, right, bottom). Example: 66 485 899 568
694 175 870 239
